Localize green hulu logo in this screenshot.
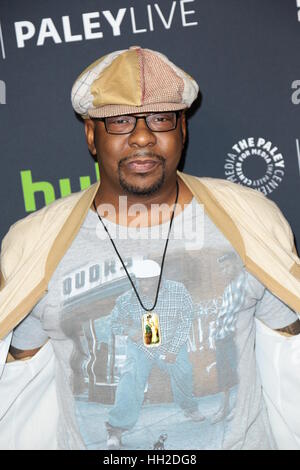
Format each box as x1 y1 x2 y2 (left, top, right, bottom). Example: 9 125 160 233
20 162 100 212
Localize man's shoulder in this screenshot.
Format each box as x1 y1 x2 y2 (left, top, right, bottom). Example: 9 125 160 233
182 172 267 200
181 171 294 244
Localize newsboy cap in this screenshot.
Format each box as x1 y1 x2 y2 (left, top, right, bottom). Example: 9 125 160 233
71 46 199 119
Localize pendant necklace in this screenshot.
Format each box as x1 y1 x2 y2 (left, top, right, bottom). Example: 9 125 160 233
93 179 179 347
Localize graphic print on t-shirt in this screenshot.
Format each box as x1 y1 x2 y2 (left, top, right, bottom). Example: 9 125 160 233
57 244 245 450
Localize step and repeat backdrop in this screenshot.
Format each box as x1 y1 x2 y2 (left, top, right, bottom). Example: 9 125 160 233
0 0 299 246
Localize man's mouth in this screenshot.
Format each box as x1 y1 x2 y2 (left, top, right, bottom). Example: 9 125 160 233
126 159 160 173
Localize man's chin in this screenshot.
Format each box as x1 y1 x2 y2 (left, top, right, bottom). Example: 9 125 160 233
119 172 165 196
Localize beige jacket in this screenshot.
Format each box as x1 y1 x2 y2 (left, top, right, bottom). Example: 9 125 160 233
1 170 299 339
0 170 300 450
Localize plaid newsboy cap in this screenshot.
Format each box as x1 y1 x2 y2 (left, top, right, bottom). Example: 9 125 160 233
71 46 199 119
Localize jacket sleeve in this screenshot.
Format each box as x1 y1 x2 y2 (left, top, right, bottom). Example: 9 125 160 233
0 339 58 449
255 318 300 449
0 270 5 292
0 233 7 292
0 223 24 284
262 194 300 280
0 224 24 366
276 206 300 283
249 186 300 287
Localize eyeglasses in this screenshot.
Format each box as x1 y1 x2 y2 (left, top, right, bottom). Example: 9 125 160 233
98 111 181 135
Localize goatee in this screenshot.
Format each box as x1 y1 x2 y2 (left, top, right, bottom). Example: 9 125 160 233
118 154 166 196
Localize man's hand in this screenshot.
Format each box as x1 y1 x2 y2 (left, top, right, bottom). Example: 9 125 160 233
7 345 42 362
276 319 300 336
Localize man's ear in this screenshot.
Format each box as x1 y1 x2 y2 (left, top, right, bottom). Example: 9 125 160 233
180 111 187 147
84 119 97 156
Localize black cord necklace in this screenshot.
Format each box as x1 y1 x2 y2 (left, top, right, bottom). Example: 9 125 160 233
92 180 179 316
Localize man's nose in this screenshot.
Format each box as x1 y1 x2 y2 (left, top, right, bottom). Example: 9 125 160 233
128 118 157 148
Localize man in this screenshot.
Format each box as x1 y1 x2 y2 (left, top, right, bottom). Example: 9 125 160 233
1 46 300 450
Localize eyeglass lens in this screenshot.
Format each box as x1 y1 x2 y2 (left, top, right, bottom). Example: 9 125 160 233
105 112 177 134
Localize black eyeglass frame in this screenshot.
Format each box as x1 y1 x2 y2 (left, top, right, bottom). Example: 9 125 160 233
96 110 182 135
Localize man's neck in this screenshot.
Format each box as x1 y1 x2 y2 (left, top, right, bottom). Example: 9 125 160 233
91 176 194 227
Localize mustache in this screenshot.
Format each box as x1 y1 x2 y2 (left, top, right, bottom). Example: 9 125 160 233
119 152 166 166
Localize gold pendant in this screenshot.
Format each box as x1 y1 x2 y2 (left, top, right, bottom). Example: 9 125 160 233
142 312 161 347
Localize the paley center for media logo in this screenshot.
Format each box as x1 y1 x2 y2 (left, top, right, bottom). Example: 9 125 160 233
224 137 285 195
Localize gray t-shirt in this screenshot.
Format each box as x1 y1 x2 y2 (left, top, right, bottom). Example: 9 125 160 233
11 197 297 450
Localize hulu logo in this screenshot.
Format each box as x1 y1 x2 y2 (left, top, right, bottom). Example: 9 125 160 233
21 162 100 212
